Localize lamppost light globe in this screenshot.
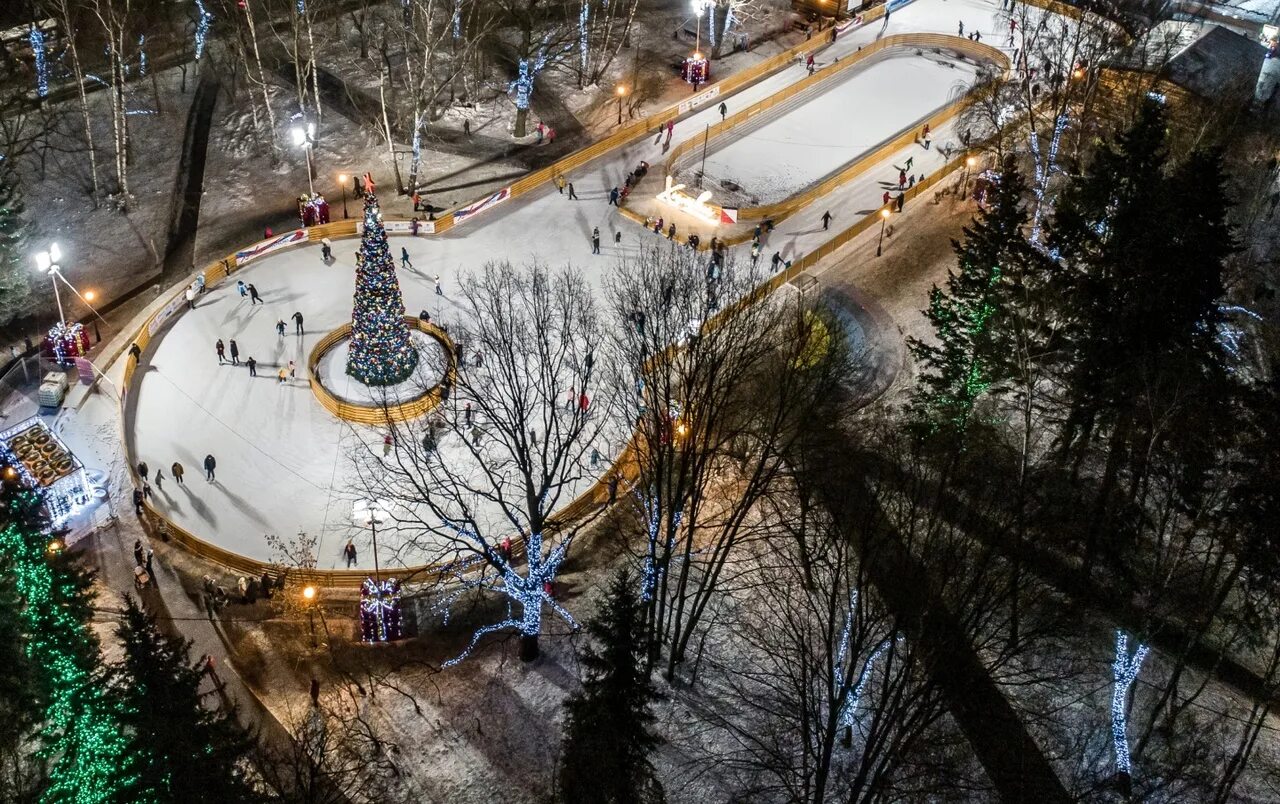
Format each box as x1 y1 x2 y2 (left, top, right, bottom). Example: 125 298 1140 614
302 585 316 600
34 252 51 272
616 85 626 96
291 127 306 146
966 156 976 166
880 208 891 219
48 242 62 263
339 173 347 182
84 290 96 301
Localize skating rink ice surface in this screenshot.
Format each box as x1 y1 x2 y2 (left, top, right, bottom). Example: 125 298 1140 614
124 0 1043 570
685 54 979 206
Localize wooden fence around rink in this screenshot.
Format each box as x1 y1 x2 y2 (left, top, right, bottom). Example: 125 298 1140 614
306 318 458 426
656 33 1008 237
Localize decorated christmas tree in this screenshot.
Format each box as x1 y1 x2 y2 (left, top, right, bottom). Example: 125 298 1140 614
347 175 418 386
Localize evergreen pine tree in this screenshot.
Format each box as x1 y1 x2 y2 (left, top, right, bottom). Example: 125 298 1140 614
347 184 418 386
0 478 129 802
0 157 35 327
558 569 664 804
907 162 1042 441
1045 100 1236 565
108 594 259 804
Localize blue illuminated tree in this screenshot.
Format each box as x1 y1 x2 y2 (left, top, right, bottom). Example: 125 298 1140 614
347 184 418 386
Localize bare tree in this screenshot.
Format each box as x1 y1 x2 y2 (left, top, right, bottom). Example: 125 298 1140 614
351 260 617 663
604 245 850 682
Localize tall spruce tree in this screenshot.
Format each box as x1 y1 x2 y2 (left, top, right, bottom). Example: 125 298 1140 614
108 595 259 804
558 570 663 804
1045 101 1236 564
908 163 1042 442
0 478 129 802
0 158 35 328
346 182 418 386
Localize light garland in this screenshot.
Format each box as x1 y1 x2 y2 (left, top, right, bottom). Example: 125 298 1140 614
29 26 49 98
360 577 403 642
193 0 212 60
138 35 148 75
635 488 681 602
579 1 590 73
1110 630 1149 776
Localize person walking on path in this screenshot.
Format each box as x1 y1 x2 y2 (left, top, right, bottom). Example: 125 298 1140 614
185 287 197 310
666 120 674 139
134 539 145 566
751 242 761 267
555 174 566 194
204 454 216 481
821 210 833 230
896 192 905 212
145 550 156 586
216 339 226 364
667 222 676 240
248 284 263 304
344 540 357 568
137 461 149 482
592 228 601 254
171 462 185 485
568 182 578 200
133 489 145 516
401 247 412 269
771 251 783 271
608 187 620 206
229 339 240 365
806 53 815 74
383 434 393 458
435 274 443 295
719 101 727 121
883 190 892 206
247 357 258 377
292 311 304 335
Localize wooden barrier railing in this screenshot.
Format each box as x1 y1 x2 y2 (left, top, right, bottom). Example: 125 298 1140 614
660 33 1008 232
306 318 457 425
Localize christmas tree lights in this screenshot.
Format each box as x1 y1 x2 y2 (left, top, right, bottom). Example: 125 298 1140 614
346 180 419 386
29 26 49 98
0 487 129 801
193 0 212 60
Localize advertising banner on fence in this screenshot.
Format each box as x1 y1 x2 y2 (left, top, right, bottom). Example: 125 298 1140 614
147 292 189 337
454 187 512 223
357 219 437 235
678 85 721 115
234 228 308 266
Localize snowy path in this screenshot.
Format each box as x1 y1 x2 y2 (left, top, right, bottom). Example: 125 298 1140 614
679 54 978 206
122 0 1035 570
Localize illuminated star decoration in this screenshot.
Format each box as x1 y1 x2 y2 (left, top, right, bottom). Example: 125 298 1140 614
1110 630 1149 777
345 185 419 386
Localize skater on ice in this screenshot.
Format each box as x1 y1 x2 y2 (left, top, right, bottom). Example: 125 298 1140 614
204 454 216 481
247 356 258 377
248 283 263 304
293 311 305 334
171 462 185 484
229 339 240 365
216 339 226 364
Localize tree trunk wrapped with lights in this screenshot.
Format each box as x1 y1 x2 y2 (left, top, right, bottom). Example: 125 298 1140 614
347 177 419 386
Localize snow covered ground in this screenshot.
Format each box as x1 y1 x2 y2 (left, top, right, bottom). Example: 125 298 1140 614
680 54 978 206
120 0 1026 572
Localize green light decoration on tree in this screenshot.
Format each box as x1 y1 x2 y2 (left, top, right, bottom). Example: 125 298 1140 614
347 175 419 386
0 485 131 803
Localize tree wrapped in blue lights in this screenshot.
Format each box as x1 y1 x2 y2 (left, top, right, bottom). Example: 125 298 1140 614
347 179 418 386
1109 630 1148 786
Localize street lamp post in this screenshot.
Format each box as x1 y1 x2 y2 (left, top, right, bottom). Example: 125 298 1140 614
962 156 976 200
338 173 349 218
302 584 317 647
291 119 317 196
33 242 66 325
353 500 388 638
615 85 627 125
876 208 890 257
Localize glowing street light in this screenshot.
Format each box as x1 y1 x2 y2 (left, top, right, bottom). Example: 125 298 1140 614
615 84 628 125
301 584 318 646
338 173 349 218
33 242 66 325
291 118 317 196
962 155 977 200
876 208 891 257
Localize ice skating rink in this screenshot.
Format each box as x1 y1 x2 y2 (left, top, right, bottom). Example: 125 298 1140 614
124 0 1037 570
686 54 979 206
